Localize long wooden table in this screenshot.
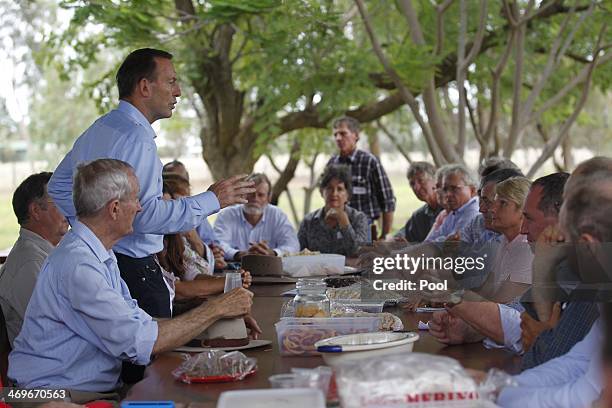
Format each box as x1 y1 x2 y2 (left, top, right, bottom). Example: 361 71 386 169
126 283 521 405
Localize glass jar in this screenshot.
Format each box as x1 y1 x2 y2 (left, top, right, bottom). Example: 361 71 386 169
293 278 330 318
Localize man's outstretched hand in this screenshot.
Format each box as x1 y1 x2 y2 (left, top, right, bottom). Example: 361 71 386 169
208 175 256 208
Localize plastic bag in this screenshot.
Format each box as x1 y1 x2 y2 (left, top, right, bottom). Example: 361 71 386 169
335 352 515 407
172 350 257 384
282 254 345 277
291 366 333 395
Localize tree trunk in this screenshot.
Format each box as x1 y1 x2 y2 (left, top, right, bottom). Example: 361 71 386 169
269 139 302 205
368 131 381 158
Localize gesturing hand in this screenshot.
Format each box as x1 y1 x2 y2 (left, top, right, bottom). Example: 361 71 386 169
208 175 256 208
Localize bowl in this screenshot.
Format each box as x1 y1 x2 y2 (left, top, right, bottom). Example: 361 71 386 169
315 331 419 367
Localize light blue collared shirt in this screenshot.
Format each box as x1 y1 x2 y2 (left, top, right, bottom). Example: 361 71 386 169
483 303 523 354
48 101 220 257
459 213 501 245
8 220 158 392
197 218 218 245
497 318 602 408
214 204 300 260
426 196 480 242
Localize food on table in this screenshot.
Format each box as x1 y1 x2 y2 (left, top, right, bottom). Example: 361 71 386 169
295 304 330 318
324 276 360 288
283 249 321 257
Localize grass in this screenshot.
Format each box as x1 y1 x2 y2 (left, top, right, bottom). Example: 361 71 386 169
0 174 422 250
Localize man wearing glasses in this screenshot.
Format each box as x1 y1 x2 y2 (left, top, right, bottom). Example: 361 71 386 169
425 164 479 242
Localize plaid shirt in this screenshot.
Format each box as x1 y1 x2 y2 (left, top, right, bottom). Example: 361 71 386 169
521 301 599 370
327 149 396 220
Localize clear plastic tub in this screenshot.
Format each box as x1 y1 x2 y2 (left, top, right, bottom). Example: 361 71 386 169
333 299 385 314
275 316 380 356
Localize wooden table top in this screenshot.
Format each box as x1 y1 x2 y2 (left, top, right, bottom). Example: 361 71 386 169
125 284 521 405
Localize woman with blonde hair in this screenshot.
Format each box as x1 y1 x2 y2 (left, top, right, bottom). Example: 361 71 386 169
483 176 533 302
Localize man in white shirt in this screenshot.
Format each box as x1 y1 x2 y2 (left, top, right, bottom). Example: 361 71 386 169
214 173 300 261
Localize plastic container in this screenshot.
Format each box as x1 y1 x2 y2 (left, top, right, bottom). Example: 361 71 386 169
218 389 325 408
224 272 242 293
294 279 330 318
269 373 298 388
275 316 380 356
315 331 419 367
333 299 385 314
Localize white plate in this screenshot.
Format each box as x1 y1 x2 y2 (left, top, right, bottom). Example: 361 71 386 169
174 339 272 353
315 331 419 367
316 331 418 351
218 388 325 408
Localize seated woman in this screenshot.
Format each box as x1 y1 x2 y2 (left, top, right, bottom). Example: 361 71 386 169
475 176 533 303
298 165 368 256
162 172 223 276
158 173 252 299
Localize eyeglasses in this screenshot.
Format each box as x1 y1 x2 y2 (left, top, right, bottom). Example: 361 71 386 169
441 185 468 194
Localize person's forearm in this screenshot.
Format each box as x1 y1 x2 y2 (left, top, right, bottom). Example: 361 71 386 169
175 277 225 299
450 301 504 344
381 212 394 237
153 301 222 354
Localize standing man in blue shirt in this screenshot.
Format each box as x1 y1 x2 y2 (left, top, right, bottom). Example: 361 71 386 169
48 48 254 320
9 159 253 403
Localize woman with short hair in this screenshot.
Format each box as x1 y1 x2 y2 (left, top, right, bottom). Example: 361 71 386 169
298 165 368 257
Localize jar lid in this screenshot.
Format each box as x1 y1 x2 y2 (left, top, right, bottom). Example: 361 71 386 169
296 278 326 289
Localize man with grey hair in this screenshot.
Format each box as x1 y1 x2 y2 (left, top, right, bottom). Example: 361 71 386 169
8 159 253 402
425 164 479 242
327 116 396 239
214 173 300 260
0 172 69 346
396 162 442 242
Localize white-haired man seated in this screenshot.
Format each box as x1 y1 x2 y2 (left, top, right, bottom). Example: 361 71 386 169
8 159 253 403
425 164 479 242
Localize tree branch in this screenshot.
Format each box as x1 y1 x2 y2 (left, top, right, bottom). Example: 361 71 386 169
269 139 302 205
483 28 514 145
526 51 612 127
521 1 594 125
354 0 446 164
376 119 413 164
527 22 606 177
435 0 455 55
504 18 525 156
397 0 460 163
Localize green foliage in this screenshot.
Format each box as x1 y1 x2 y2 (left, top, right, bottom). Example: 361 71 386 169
28 66 100 166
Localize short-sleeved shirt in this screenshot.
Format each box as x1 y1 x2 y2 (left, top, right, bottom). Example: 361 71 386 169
327 149 396 221
8 220 158 392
